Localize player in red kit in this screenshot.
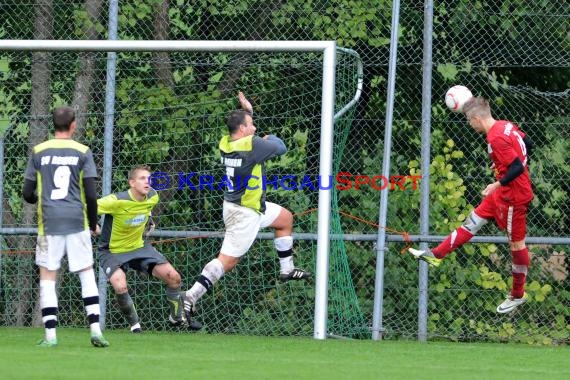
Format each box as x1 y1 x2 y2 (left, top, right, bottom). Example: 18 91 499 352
408 97 534 314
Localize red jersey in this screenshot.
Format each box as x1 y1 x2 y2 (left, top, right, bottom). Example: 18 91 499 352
486 120 533 205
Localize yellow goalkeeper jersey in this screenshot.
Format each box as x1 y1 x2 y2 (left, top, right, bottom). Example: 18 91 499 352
97 189 158 254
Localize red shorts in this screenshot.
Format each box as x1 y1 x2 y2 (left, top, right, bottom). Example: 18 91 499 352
475 193 529 242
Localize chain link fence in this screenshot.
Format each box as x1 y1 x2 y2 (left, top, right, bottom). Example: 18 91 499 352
1 1 568 343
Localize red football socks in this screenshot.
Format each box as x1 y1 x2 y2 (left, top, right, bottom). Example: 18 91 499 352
511 248 530 298
432 226 474 258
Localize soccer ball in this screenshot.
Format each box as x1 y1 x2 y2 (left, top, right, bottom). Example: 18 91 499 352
444 85 473 113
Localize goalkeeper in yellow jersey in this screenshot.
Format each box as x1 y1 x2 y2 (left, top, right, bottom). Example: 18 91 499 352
97 165 201 332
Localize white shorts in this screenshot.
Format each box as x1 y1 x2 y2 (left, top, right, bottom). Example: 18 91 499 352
220 201 282 257
35 229 94 272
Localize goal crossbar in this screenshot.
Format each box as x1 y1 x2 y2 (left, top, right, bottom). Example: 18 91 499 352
0 39 334 52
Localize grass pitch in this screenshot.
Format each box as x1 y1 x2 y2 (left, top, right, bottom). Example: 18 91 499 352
0 327 568 380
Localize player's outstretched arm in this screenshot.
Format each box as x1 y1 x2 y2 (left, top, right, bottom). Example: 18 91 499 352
238 91 253 114
252 135 287 162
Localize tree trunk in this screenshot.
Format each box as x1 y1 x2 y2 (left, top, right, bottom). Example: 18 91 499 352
153 0 174 88
72 0 104 138
13 0 54 327
148 0 184 220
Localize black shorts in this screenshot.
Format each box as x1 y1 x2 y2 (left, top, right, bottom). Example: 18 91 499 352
98 242 168 278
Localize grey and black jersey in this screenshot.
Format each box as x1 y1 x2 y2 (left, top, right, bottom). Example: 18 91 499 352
24 138 98 235
219 134 286 213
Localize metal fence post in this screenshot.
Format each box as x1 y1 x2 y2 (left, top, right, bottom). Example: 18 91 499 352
98 0 119 330
418 0 434 342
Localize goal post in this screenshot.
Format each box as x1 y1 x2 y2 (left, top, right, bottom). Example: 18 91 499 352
0 40 337 339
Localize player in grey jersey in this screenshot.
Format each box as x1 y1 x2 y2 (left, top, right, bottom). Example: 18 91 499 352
182 92 311 319
23 106 108 348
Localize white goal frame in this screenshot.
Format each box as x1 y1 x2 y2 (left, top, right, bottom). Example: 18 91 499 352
0 39 336 340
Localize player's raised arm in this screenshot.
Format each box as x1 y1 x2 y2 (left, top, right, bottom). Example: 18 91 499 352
238 91 253 114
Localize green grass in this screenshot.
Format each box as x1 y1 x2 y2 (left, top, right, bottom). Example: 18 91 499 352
0 327 568 380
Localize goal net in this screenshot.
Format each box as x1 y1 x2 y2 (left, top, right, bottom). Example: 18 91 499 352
0 41 367 337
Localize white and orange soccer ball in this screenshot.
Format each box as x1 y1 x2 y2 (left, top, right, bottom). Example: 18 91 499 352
444 85 473 113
